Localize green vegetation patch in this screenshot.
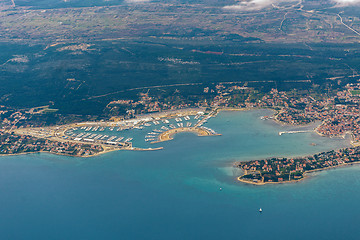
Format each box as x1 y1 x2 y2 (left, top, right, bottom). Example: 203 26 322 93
350 90 360 95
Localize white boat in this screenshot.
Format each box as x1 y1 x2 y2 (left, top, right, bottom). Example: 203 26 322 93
108 136 117 141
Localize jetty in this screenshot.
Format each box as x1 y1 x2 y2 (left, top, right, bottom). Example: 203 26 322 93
279 130 312 136
194 108 217 127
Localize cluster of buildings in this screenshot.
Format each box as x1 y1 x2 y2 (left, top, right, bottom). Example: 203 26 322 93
107 91 196 116
238 146 360 184
257 86 360 144
0 133 103 156
0 106 105 156
106 84 253 116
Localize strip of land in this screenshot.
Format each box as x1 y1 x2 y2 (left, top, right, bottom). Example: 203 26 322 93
153 127 220 143
236 147 360 185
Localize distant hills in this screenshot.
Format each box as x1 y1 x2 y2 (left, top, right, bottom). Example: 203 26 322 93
1 0 360 116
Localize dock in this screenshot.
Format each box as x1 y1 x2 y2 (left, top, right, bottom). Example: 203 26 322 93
279 130 312 136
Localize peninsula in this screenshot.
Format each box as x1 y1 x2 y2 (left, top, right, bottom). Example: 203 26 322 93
236 147 360 185
153 127 220 143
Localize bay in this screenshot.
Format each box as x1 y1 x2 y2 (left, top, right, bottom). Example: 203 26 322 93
0 110 358 240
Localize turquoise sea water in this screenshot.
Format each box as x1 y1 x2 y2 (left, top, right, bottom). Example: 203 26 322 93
0 110 359 240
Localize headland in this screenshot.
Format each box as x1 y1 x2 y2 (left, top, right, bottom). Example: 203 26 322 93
153 127 221 143
236 146 360 185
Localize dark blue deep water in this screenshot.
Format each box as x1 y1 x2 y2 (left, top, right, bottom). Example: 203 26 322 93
0 110 358 240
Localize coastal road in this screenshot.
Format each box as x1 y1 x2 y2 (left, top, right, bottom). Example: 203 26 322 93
337 13 360 37
83 80 311 101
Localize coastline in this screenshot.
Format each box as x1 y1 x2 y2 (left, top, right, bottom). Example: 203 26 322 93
237 175 307 185
4 106 359 160
0 144 164 158
3 106 360 186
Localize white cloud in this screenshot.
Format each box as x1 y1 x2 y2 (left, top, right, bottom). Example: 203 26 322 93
333 0 360 6
223 0 360 11
223 0 296 11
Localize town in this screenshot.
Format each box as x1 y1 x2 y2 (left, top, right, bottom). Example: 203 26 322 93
257 84 360 144
0 132 103 157
1 80 360 158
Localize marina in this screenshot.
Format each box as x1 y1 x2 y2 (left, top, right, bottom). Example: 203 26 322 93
62 112 218 149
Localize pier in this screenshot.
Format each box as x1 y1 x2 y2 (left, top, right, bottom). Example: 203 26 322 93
194 108 217 127
279 130 312 136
